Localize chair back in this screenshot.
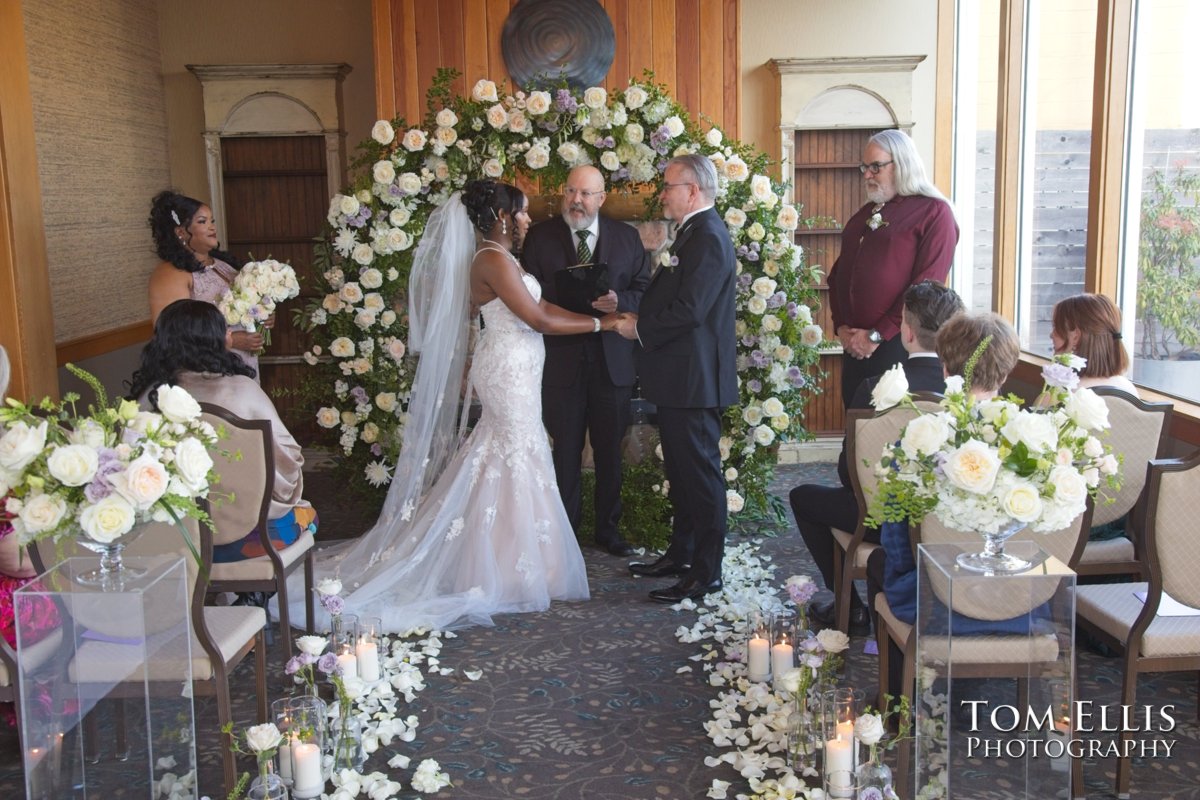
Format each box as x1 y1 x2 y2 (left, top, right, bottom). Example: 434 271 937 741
199 402 274 548
1141 452 1200 611
846 392 944 519
1089 388 1172 527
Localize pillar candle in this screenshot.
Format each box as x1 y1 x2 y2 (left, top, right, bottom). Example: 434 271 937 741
291 741 323 798
336 651 358 680
770 639 794 681
747 636 770 680
825 735 854 797
836 720 854 741
277 733 294 782
356 640 381 682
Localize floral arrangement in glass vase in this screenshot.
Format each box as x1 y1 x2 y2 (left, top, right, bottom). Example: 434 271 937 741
220 721 284 799
217 258 300 349
866 349 1121 572
0 366 218 573
854 695 913 800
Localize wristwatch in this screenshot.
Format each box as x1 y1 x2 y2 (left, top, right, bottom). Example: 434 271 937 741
867 329 882 344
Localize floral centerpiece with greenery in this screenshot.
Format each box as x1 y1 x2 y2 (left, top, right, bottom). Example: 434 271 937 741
297 69 824 529
866 349 1120 568
0 366 218 555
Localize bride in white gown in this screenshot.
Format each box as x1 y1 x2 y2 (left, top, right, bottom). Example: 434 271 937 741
286 180 619 631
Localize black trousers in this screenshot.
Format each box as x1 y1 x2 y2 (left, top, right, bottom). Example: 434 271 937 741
542 341 631 546
840 335 907 407
867 548 904 700
657 405 726 584
788 482 875 608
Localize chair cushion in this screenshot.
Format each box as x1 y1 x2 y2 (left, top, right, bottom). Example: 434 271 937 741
830 530 877 570
0 630 63 687
68 606 265 684
874 592 1058 663
1079 536 1135 564
1077 583 1200 658
210 532 314 582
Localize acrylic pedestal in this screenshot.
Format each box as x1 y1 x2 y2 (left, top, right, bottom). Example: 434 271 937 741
15 556 196 799
914 542 1075 800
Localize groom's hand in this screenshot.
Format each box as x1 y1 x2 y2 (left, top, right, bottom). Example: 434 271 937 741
613 312 639 340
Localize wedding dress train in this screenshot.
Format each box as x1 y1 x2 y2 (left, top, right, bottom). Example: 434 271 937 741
287 272 589 631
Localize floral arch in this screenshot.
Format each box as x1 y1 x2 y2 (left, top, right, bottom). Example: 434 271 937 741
300 70 825 535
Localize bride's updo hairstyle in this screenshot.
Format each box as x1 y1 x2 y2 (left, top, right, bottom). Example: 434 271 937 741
148 190 240 273
462 179 526 235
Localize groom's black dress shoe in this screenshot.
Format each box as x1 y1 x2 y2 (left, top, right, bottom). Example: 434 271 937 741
597 538 635 557
649 577 723 603
628 555 690 578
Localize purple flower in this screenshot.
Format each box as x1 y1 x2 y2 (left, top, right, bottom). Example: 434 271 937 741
750 350 769 368
613 168 630 181
741 335 759 347
786 302 799 319
285 656 303 675
371 444 383 456
746 251 759 262
767 291 786 309
389 185 403 197
350 386 369 403
554 89 577 113
317 652 339 675
602 136 616 149
737 274 753 289
787 580 818 606
538 119 559 133
747 379 763 393
321 594 345 616
1042 362 1080 392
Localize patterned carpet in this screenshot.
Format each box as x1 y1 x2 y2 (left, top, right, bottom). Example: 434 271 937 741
0 463 1196 798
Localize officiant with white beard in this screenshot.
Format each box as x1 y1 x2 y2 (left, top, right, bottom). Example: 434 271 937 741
521 166 651 557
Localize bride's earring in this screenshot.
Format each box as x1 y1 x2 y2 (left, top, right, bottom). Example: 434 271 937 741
501 219 507 235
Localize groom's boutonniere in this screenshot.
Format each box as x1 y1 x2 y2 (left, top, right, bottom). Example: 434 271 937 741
866 203 889 231
658 252 679 273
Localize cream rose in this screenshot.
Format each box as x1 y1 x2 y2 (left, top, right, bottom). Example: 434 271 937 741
761 315 782 333
155 385 202 424
600 150 621 171
316 407 340 429
525 91 551 115
339 282 364 304
1001 481 1043 523
471 79 498 102
360 422 380 444
397 172 422 194
524 145 550 170
751 277 777 298
79 494 136 544
776 205 800 231
623 85 648 109
750 175 773 203
486 103 509 129
1001 411 1059 454
762 397 785 418
373 160 396 185
371 120 395 145
746 222 766 242
434 126 457 147
389 207 411 227
800 324 823 347
19 493 68 535
724 208 746 228
556 141 581 165
507 110 528 133
624 123 644 144
47 444 99 487
753 425 776 446
363 293 386 313
1049 464 1088 509
359 268 383 289
329 337 355 358
339 194 360 216
944 439 1002 494
483 158 504 178
583 86 607 109
705 127 723 147
352 243 375 266
112 454 170 510
375 392 398 413
435 107 458 128
718 436 732 460
724 156 749 182
742 406 764 426
900 413 952 458
747 296 768 315
870 364 909 410
770 413 790 431
726 490 745 513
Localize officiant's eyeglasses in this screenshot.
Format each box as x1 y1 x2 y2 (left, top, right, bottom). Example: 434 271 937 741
859 160 894 175
564 188 605 199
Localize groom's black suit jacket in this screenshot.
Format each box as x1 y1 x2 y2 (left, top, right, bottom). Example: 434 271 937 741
522 215 650 387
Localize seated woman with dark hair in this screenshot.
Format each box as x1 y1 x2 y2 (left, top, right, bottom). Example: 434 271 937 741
128 299 317 564
1050 293 1138 396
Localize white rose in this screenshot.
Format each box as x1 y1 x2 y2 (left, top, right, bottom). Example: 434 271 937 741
900 413 952 458
47 444 99 487
18 493 68 535
943 375 965 395
317 577 343 596
750 175 773 203
483 158 504 179
389 207 411 227
316 407 340 429
746 222 766 242
486 103 509 129
624 123 644 144
373 160 395 185
524 146 550 170
556 142 581 165
111 454 170 509
386 228 413 252
375 393 397 413
1049 464 1089 511
870 365 909 410
69 419 107 449
471 79 498 102
352 243 375 266
329 337 355 358
339 195 360 216
705 127 722 147
363 293 386 313
583 86 607 109
155 385 202 423
742 406 764 426
623 85 648 109
435 108 458 128
855 713 885 747
525 91 551 115
79 494 136 544
718 436 732 460
1083 436 1104 458
762 315 782 333
371 120 395 145
751 277 776 298
726 490 745 513
354 310 376 330
507 110 528 133
397 172 422 194
746 296 767 315
944 439 1002 495
339 282 364 304
295 635 327 656
771 413 790 431
663 115 685 138
245 723 282 754
773 345 793 362
776 205 799 231
1098 453 1119 475
1001 411 1059 454
724 208 746 228
762 397 785 418
724 156 749 182
1065 388 1110 431
800 324 823 347
600 151 621 171
724 467 738 482
815 628 850 654
359 268 383 289
753 425 776 446
172 437 213 493
1001 481 1044 523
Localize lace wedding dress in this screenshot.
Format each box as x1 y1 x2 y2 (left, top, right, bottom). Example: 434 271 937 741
288 267 589 632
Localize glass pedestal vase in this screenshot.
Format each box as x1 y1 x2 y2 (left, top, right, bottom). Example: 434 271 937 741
329 714 366 774
954 518 1030 574
248 770 289 800
75 525 150 586
785 699 818 774
855 752 897 800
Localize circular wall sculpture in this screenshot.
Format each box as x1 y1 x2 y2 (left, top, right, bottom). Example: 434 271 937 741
501 0 615 90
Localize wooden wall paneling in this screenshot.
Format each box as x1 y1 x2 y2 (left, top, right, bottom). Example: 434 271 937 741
698 0 724 127
651 0 677 96
373 0 397 120
674 0 701 117
463 0 491 91
722 0 739 138
605 0 631 90
414 2 444 118
626 0 655 84
440 0 467 100
487 0 509 86
399 0 421 124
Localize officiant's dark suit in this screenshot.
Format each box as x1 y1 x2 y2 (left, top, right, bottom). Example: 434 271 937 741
521 173 650 556
617 155 737 602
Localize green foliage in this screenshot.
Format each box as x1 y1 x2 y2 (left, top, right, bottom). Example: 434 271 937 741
1137 166 1200 359
579 454 672 551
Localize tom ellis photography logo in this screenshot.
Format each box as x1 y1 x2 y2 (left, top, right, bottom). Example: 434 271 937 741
963 701 1179 760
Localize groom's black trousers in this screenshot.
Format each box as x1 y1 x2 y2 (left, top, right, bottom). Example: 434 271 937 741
657 405 726 584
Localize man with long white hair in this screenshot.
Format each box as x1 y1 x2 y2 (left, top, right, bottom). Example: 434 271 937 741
827 129 958 407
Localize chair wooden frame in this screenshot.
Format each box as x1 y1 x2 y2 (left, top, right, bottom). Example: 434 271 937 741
1075 452 1200 798
833 393 944 634
199 402 315 656
28 503 269 794
1075 387 1172 579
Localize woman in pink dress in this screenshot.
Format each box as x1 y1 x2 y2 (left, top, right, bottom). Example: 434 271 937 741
146 191 264 378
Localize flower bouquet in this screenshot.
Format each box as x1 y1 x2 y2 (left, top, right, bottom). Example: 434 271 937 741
0 366 219 579
221 721 285 799
217 258 301 349
866 351 1120 573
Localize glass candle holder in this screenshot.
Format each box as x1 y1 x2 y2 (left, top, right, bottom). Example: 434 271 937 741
746 609 771 682
820 687 861 795
355 616 383 682
330 614 359 680
770 610 798 692
278 695 326 799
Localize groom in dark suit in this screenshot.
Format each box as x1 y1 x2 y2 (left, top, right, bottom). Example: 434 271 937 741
614 154 738 602
522 166 651 557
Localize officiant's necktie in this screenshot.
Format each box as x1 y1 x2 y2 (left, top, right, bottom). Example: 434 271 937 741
576 229 592 265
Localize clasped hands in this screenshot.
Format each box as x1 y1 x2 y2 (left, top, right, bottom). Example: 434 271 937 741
598 311 639 340
837 325 879 360
229 312 277 352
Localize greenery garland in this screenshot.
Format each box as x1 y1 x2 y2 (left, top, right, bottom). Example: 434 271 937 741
298 69 824 530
